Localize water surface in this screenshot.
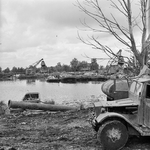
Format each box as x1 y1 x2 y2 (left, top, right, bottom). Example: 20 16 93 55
0 79 106 105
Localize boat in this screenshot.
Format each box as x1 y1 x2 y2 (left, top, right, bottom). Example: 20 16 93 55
76 75 89 83
18 74 37 79
90 75 108 81
46 75 60 83
61 76 77 83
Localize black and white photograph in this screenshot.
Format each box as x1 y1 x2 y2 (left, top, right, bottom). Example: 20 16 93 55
0 0 150 149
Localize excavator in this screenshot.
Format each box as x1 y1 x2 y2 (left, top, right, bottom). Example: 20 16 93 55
26 58 47 75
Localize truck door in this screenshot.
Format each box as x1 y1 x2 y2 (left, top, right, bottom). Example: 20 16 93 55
143 83 150 127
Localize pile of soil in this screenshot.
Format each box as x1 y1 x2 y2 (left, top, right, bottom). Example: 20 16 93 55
0 109 150 150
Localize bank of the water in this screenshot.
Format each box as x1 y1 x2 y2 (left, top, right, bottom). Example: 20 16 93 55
0 109 150 150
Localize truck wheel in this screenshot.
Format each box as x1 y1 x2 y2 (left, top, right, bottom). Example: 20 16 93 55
97 120 128 150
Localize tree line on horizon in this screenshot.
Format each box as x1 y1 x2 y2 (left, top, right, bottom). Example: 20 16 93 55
0 58 103 74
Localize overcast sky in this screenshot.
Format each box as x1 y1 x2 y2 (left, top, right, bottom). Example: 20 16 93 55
0 0 144 69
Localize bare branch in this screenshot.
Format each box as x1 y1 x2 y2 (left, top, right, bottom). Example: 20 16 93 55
110 0 128 17
75 0 149 67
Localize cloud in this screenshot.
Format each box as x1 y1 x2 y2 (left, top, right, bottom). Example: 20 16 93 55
0 0 144 69
1 0 83 52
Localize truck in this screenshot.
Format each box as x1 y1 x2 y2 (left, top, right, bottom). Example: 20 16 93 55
91 73 150 150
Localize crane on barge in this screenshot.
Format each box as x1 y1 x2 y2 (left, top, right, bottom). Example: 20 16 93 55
26 58 47 75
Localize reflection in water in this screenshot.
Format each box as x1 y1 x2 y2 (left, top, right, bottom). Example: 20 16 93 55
0 80 106 105
26 79 36 85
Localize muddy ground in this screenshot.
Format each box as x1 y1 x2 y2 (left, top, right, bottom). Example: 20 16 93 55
0 108 150 150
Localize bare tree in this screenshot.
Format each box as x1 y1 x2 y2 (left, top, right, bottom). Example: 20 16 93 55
76 0 150 68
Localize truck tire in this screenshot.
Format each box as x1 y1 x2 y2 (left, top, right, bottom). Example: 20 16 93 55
97 120 128 150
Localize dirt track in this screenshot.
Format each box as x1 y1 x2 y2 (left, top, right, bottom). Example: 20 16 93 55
0 109 150 150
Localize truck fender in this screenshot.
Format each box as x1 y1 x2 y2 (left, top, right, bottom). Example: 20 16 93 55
96 112 140 135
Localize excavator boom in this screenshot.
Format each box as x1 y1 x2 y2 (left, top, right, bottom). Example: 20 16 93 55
26 58 47 75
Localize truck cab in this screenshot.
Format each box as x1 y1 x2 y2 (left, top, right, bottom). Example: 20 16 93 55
91 75 150 150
